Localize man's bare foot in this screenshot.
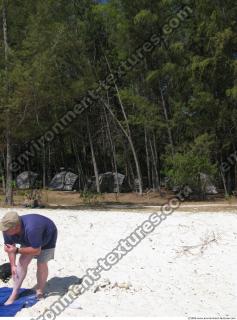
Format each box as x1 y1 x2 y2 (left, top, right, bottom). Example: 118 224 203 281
36 290 45 300
4 294 18 305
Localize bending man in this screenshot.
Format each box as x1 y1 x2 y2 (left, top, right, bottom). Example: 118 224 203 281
0 211 58 305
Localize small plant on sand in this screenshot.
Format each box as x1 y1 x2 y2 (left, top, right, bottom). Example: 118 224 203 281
16 189 26 196
80 191 104 205
23 189 44 208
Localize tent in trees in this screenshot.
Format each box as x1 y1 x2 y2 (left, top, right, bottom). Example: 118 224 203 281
16 171 38 189
89 172 129 193
200 173 218 194
49 171 79 191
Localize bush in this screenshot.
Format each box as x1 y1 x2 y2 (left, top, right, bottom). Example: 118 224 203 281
164 134 217 199
80 191 104 205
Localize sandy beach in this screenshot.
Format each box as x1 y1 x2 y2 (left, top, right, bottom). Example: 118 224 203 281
0 207 236 318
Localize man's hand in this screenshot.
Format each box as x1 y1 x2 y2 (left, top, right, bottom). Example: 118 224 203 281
4 244 17 254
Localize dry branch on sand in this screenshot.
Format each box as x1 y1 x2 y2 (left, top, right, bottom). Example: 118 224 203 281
176 231 221 257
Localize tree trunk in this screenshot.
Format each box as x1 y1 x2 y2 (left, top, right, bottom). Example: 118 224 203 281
127 154 135 190
87 116 100 193
104 105 120 193
104 55 143 194
3 0 13 205
5 130 13 205
0 156 6 193
71 138 85 190
149 137 159 192
47 144 52 185
152 132 160 189
220 166 228 196
42 141 46 189
103 99 143 194
144 128 151 189
159 82 174 157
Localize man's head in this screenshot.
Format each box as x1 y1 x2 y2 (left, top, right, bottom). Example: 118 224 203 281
0 211 21 235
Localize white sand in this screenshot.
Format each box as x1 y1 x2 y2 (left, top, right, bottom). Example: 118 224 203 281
0 207 236 318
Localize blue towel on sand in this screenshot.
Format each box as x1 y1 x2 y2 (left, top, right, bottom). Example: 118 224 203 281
0 287 38 317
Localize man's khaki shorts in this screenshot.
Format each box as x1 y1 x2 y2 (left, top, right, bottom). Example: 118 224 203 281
34 248 55 263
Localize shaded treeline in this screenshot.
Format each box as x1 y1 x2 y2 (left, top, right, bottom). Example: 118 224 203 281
0 0 236 203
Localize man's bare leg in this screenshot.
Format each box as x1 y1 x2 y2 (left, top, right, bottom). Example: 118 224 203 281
5 255 33 305
36 262 48 297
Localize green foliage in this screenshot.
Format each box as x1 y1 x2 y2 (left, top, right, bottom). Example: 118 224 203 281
0 0 236 197
164 134 217 193
226 85 237 100
11 180 16 189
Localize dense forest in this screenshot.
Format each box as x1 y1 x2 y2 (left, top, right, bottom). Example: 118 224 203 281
0 0 236 204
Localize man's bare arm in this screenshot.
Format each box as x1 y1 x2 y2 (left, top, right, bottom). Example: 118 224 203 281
7 252 16 267
5 244 41 256
18 247 41 255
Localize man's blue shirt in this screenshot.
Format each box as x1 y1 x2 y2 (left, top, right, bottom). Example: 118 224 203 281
3 214 57 249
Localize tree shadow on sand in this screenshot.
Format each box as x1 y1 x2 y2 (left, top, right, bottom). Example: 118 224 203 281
44 276 83 297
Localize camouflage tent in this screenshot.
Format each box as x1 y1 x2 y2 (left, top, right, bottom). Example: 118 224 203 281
16 171 38 189
200 173 218 194
49 171 78 191
99 172 114 193
113 172 126 192
89 172 128 193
